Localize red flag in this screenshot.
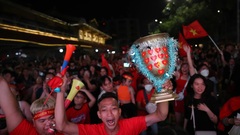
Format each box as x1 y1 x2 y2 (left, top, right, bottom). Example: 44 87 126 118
178 32 191 57
101 54 113 77
183 20 208 39
218 96 240 131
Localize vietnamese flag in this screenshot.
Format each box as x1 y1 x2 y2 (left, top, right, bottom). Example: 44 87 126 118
178 32 191 57
183 20 208 39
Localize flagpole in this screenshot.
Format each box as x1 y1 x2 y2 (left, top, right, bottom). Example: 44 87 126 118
208 35 221 53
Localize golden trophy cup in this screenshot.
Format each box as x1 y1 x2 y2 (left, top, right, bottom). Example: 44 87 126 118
129 33 178 103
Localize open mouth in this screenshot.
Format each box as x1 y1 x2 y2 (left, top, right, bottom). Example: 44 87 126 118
106 119 115 126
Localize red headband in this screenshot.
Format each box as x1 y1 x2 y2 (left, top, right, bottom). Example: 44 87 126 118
123 75 133 80
33 109 54 120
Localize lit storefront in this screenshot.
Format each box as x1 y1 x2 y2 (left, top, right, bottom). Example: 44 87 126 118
0 0 112 59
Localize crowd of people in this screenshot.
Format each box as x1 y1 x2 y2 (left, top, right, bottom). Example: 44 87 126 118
0 41 239 135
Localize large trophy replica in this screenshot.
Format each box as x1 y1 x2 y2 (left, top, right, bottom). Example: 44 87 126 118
129 33 178 103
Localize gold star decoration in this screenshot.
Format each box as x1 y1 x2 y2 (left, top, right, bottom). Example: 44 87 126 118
189 29 198 36
179 42 183 48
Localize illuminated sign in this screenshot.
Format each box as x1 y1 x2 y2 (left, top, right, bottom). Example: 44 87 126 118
79 30 105 44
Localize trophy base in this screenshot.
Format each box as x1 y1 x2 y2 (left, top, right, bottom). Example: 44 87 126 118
150 90 178 103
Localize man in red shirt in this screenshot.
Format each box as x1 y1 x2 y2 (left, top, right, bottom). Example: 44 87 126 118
55 74 173 135
0 76 63 135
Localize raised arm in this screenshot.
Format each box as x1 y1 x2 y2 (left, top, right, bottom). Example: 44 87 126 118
129 86 136 104
183 45 197 76
0 77 23 132
19 101 33 123
145 79 172 126
55 74 79 135
80 88 96 108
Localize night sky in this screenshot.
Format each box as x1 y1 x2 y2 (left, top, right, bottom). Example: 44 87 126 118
9 0 167 23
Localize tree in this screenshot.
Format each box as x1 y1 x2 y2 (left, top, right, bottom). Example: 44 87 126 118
151 0 237 42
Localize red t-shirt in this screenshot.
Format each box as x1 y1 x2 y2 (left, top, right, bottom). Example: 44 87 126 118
77 116 146 135
130 70 140 93
136 89 155 116
9 119 63 135
174 74 188 113
66 103 90 124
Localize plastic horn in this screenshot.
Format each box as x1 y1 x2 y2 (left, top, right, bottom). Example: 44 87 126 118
64 79 85 109
47 44 76 92
44 44 76 105
61 44 77 76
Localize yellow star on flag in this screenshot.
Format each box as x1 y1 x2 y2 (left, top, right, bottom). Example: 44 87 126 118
190 29 198 36
179 42 183 48
183 20 208 39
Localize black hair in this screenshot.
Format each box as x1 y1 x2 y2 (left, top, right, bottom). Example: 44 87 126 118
185 74 212 101
98 75 112 87
100 66 109 75
2 69 16 77
47 67 56 73
196 63 209 72
121 71 133 81
77 91 90 102
77 91 87 99
97 92 118 104
43 72 55 81
113 75 121 85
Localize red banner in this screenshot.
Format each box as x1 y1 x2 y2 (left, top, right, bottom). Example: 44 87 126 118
178 32 191 57
101 54 113 77
183 20 208 39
